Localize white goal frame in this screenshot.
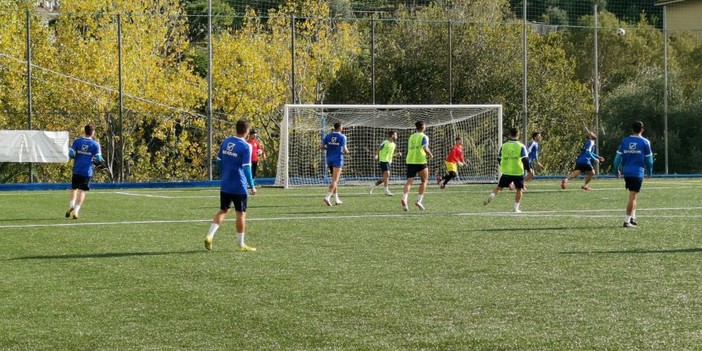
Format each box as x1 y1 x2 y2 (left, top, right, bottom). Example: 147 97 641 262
276 104 503 188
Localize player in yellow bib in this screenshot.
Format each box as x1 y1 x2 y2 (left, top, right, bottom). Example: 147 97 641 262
370 131 401 196
483 127 534 213
401 121 434 211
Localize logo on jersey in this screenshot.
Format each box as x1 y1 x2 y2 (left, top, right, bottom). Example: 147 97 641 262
629 143 637 150
222 142 239 157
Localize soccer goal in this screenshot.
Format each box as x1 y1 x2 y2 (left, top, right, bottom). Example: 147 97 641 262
275 104 502 188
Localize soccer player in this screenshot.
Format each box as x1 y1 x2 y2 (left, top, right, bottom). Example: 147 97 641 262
204 120 257 252
613 121 653 228
370 130 401 196
483 127 533 213
524 131 543 181
247 129 264 178
437 137 466 189
65 124 103 220
320 122 349 206
401 121 434 211
561 131 604 191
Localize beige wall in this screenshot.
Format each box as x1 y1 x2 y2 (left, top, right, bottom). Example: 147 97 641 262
665 1 702 38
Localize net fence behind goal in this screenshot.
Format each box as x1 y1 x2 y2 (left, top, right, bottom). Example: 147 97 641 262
275 104 502 188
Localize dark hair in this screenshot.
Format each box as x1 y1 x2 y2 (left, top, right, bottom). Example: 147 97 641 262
388 130 396 137
632 121 644 133
532 132 541 139
249 129 257 135
333 122 342 131
415 121 425 130
84 124 95 135
455 137 462 142
509 127 519 138
236 120 250 135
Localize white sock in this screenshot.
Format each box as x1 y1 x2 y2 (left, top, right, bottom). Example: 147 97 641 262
237 233 245 247
514 202 520 210
335 194 340 202
69 200 75 208
384 186 390 192
631 210 636 220
489 192 496 199
73 205 81 214
402 193 408 201
563 178 568 183
624 215 631 223
325 192 332 200
417 194 424 203
207 223 219 239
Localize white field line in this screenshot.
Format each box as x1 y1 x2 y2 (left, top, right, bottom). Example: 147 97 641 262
2 206 702 229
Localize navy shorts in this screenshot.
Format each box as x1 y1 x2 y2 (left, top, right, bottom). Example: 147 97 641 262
498 174 525 189
71 174 91 191
327 163 343 175
406 164 428 178
379 162 391 172
624 177 643 193
575 163 594 173
220 191 248 212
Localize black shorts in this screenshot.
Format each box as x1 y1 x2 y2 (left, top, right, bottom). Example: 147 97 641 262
498 174 525 189
71 174 91 191
220 191 248 212
406 164 428 179
624 177 643 193
379 162 391 172
327 164 342 175
251 161 258 177
575 163 594 173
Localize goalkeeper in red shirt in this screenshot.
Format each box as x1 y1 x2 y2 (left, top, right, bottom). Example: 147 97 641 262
437 137 466 189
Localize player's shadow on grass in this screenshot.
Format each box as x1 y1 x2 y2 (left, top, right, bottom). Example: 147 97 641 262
560 248 702 255
475 225 613 232
9 250 203 260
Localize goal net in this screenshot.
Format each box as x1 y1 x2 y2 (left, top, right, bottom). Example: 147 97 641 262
275 104 502 188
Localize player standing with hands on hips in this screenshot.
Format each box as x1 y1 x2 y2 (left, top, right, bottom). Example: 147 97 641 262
320 122 349 206
65 124 103 219
613 121 653 228
402 121 434 211
483 127 533 213
204 120 257 252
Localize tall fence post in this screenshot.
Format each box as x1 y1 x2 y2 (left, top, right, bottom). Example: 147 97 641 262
26 9 33 182
206 0 214 180
371 17 376 105
448 19 452 105
522 0 528 144
593 4 601 174
291 15 296 104
117 14 124 182
663 6 669 174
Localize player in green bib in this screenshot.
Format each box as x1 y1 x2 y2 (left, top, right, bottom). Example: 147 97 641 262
401 121 434 211
483 127 533 213
370 131 401 196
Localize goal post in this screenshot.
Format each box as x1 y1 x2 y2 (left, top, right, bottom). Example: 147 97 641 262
275 104 503 188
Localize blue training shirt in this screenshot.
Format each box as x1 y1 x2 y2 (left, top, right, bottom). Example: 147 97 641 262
323 131 347 167
576 139 599 165
70 137 101 177
217 136 252 195
616 135 653 178
526 140 539 162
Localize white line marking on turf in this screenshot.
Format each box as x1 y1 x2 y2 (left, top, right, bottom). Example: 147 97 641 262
2 206 702 229
113 192 175 199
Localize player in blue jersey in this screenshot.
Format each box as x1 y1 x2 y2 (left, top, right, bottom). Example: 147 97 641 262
204 120 257 252
524 132 543 182
320 122 349 206
613 121 653 228
561 132 604 191
65 124 102 219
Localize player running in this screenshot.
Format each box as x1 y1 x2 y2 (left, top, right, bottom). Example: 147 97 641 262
370 130 401 196
65 124 103 220
524 132 543 181
401 121 433 211
483 127 533 213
